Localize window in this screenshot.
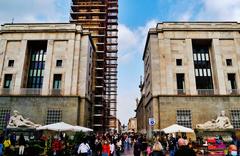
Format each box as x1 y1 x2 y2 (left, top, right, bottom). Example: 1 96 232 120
176 59 182 66
228 73 237 93
3 74 12 88
53 74 62 89
56 60 62 67
176 73 185 94
8 60 14 67
0 109 11 128
226 59 232 66
176 110 192 128
192 39 214 95
231 110 240 128
27 41 47 88
46 109 62 124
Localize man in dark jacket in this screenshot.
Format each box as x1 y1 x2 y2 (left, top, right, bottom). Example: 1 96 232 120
175 138 196 156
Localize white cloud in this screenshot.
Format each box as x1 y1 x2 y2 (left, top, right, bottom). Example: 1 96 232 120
117 20 158 124
0 0 69 24
197 0 240 21
118 20 158 64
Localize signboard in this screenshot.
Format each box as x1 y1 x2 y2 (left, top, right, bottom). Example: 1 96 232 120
148 118 155 126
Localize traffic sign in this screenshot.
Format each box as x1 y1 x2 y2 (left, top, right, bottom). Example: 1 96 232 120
149 118 155 126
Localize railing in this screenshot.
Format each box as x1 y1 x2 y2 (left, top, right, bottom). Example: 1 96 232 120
176 89 186 95
197 89 215 95
0 88 64 96
226 89 239 95
50 89 63 96
20 88 42 95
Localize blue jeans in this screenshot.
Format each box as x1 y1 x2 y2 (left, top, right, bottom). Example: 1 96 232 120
169 150 175 156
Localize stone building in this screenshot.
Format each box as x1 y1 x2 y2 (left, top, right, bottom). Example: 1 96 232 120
0 23 94 129
136 22 240 134
128 117 137 133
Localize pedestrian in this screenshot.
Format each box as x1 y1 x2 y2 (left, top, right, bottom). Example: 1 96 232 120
152 139 164 156
3 136 11 155
18 133 26 155
52 137 62 156
102 140 110 156
110 141 115 156
95 139 102 156
0 142 3 156
116 139 122 156
77 139 91 156
168 134 176 156
133 140 141 156
174 138 196 156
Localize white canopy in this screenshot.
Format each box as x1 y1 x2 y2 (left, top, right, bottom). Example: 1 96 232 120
73 126 93 132
36 122 74 131
161 124 194 133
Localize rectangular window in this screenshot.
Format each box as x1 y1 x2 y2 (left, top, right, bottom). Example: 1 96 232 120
176 59 182 66
231 110 240 128
8 60 14 67
3 74 12 88
27 41 47 88
177 110 192 128
192 39 214 95
56 60 62 67
46 109 62 124
228 73 237 94
0 109 11 129
226 59 232 66
53 74 62 89
176 73 185 94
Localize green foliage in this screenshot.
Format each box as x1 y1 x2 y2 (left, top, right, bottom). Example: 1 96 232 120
74 131 86 144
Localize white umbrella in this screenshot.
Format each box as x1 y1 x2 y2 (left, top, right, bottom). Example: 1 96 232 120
36 122 74 131
161 124 194 133
73 126 93 132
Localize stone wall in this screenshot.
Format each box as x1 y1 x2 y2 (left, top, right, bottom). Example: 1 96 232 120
0 96 90 127
152 96 240 129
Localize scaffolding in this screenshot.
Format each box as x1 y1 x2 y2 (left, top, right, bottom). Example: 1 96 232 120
70 0 118 132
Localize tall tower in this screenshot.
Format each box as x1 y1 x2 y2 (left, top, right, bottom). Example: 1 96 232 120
70 0 118 132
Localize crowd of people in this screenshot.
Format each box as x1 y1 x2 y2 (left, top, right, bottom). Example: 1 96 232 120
0 131 238 155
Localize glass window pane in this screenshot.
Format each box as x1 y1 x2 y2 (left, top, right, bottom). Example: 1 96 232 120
198 54 201 61
195 69 199 76
202 53 205 61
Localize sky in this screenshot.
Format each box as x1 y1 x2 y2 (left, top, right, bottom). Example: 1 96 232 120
0 0 240 125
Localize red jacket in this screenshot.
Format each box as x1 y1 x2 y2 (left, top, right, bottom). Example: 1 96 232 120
102 144 110 155
52 139 62 152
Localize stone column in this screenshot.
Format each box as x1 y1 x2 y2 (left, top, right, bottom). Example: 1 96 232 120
64 39 75 95
165 39 174 94
78 36 88 96
185 39 197 95
71 33 81 95
14 40 27 94
234 38 240 92
0 40 7 87
212 39 227 94
42 40 54 95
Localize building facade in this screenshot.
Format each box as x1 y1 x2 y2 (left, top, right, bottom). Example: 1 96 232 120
0 23 94 128
137 22 240 133
70 0 118 131
128 117 137 133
